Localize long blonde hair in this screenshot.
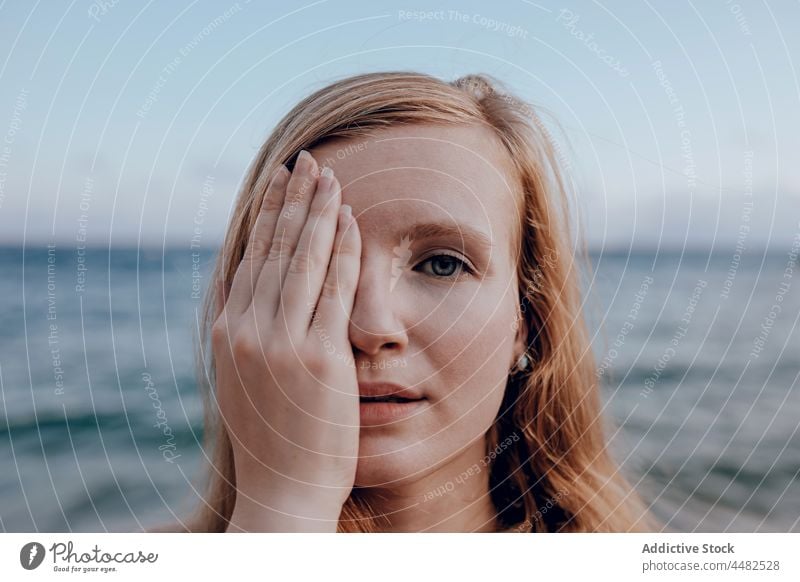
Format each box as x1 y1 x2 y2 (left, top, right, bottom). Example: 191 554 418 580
178 71 658 533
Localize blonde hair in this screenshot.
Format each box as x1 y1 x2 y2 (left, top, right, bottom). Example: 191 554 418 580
175 71 658 533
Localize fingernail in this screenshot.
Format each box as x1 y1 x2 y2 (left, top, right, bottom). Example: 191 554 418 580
320 166 334 181
297 149 312 168
341 204 351 218
275 165 290 184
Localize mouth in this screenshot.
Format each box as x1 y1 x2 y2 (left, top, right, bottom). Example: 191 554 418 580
357 382 427 425
358 395 425 403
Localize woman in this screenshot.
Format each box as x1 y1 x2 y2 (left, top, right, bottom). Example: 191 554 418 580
180 71 657 532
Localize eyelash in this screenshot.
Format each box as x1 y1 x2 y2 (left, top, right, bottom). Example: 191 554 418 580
415 252 474 280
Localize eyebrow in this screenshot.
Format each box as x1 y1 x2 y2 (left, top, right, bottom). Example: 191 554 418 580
398 222 493 251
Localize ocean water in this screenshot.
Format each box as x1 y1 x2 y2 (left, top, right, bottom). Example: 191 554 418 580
0 246 797 532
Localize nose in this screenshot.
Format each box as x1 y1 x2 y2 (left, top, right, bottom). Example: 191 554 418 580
348 255 409 360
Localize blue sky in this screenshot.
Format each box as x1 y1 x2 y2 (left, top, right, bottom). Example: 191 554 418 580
0 0 798 251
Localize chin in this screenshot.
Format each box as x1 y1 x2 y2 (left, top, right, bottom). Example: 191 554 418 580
353 435 435 488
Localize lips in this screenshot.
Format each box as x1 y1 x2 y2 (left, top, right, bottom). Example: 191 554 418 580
357 382 425 402
357 382 427 425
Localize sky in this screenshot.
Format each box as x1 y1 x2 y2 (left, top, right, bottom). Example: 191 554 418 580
0 0 798 251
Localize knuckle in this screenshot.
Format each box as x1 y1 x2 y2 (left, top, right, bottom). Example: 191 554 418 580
211 318 231 347
289 248 322 274
266 237 294 262
320 277 342 300
262 330 295 358
262 192 284 214
244 236 270 261
231 331 262 361
337 232 360 255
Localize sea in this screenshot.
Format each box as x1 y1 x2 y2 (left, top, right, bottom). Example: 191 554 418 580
0 246 797 532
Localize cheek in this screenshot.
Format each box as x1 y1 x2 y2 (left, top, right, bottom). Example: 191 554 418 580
421 283 517 421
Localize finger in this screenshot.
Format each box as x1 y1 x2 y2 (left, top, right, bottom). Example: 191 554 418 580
312 205 361 347
254 149 320 319
277 166 342 334
224 165 290 317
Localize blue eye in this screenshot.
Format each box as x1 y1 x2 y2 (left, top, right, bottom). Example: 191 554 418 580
416 253 472 279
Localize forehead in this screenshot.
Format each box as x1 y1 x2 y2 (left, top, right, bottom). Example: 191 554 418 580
310 123 521 253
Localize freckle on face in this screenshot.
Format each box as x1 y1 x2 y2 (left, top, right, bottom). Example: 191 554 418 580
310 123 522 486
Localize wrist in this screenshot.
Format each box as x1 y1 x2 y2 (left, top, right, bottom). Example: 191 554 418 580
227 488 344 533
235 467 350 512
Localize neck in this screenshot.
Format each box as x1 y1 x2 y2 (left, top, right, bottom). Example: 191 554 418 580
356 438 500 532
